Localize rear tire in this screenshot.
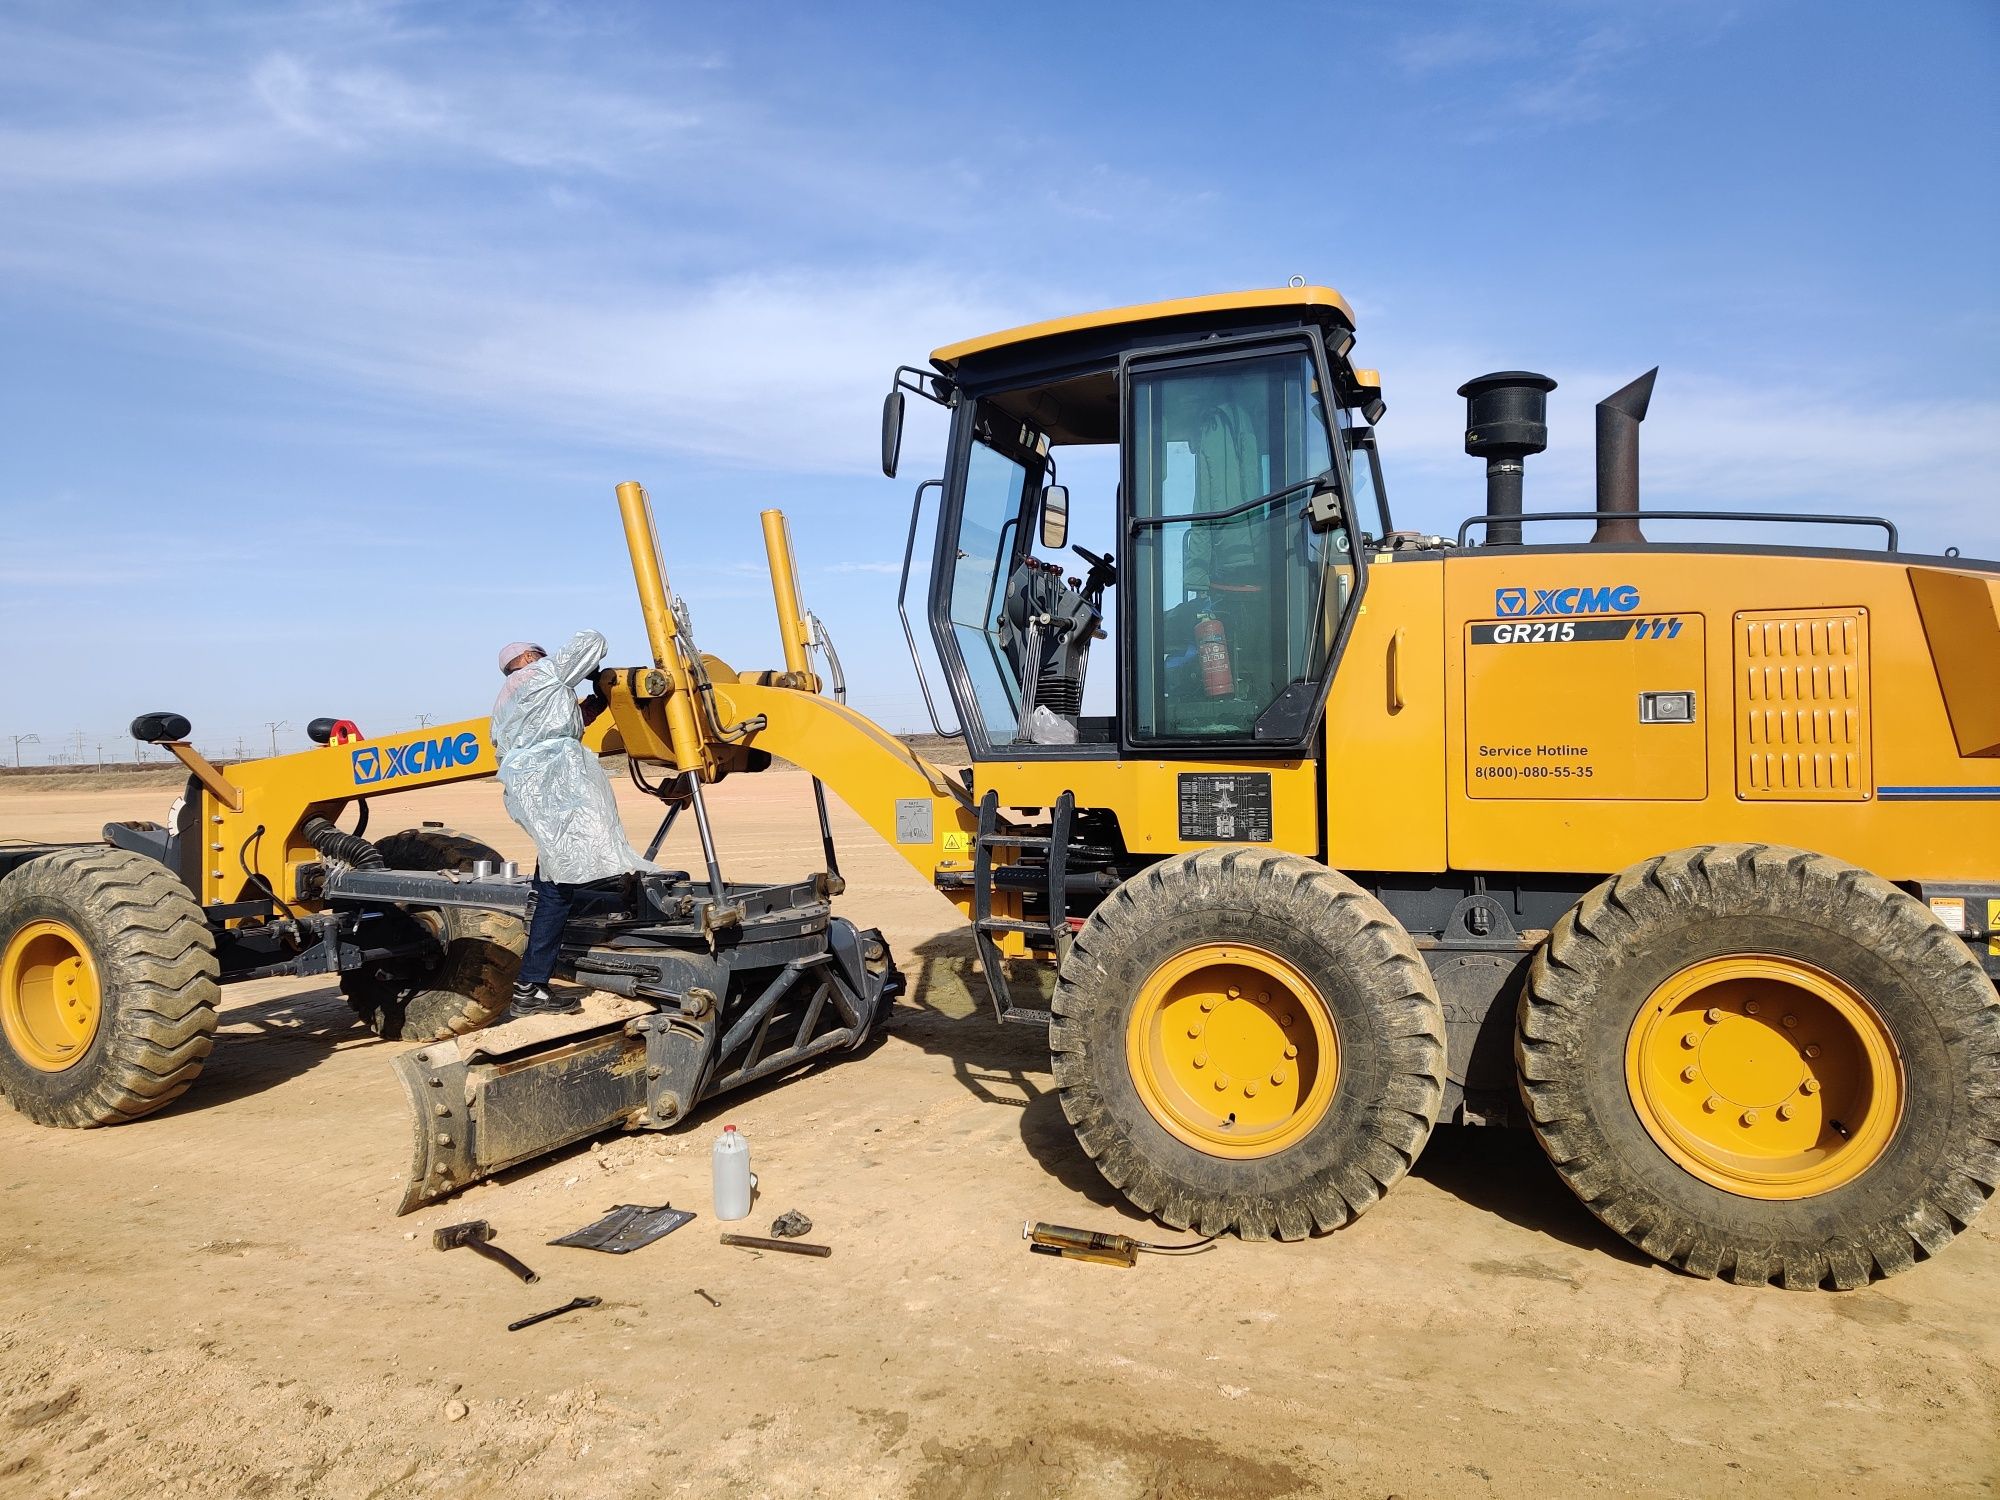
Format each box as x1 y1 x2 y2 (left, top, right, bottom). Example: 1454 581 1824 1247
341 828 524 1042
0 847 219 1126
1051 849 1446 1240
1518 843 2000 1289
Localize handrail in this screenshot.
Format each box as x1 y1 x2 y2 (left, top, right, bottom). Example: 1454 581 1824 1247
898 479 961 738
1456 508 1899 551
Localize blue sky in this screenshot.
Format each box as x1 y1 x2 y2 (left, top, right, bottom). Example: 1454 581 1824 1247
1 0 1994 761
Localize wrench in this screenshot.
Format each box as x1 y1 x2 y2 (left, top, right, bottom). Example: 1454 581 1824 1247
506 1295 601 1332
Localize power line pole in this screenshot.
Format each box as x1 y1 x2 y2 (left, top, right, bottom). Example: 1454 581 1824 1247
9 732 37 767
264 720 290 757
415 713 436 728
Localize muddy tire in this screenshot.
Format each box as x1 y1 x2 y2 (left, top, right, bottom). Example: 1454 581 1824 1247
1050 849 1446 1240
341 828 524 1042
1518 843 2000 1289
0 846 219 1126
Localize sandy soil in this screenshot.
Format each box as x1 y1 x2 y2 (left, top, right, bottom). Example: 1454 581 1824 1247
0 772 1994 1499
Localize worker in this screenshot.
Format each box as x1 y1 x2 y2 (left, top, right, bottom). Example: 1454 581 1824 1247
493 633 654 1014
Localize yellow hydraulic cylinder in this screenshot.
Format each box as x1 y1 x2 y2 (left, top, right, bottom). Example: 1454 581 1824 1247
614 480 711 776
760 509 816 684
617 480 678 672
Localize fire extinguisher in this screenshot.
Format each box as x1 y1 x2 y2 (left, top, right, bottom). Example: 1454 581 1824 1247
1195 609 1232 698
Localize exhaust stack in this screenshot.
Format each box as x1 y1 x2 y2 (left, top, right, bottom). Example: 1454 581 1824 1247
1458 371 1556 546
1593 368 1658 544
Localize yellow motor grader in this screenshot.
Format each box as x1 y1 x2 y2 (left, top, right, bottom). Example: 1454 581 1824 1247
4 286 1997 1291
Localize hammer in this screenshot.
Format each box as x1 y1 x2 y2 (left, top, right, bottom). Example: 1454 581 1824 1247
433 1220 540 1283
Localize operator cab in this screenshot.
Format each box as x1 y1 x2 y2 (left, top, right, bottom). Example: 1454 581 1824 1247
885 287 1393 760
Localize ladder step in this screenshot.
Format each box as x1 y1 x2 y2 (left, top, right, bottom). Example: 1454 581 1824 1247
976 918 1057 937
1000 1007 1053 1027
979 834 1051 849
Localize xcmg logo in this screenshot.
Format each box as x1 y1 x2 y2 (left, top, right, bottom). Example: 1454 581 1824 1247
350 732 481 786
1494 584 1642 618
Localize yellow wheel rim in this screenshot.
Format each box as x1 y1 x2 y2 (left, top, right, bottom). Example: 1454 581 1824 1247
1126 944 1337 1159
1 919 103 1072
1625 954 1902 1200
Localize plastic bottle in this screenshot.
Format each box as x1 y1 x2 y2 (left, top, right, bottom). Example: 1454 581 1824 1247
712 1124 756 1221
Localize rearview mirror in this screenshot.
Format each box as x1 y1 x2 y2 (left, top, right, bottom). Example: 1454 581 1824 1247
881 389 906 478
1039 484 1069 550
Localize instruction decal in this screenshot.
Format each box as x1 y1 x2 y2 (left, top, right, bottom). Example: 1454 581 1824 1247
1178 773 1273 843
895 798 933 845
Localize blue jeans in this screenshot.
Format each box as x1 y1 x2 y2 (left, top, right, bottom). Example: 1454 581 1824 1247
518 872 576 987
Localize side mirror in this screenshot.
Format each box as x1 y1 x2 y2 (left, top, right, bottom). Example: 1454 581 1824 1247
1039 484 1069 550
881 389 906 478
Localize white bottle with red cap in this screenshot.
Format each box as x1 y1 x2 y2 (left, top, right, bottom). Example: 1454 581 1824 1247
712 1124 755 1221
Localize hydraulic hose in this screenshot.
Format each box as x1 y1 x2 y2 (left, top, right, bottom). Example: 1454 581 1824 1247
301 815 386 870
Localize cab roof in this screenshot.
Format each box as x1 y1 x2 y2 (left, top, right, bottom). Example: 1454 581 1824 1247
929 285 1358 371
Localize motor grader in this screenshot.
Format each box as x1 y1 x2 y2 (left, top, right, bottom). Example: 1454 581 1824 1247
4 286 1997 1291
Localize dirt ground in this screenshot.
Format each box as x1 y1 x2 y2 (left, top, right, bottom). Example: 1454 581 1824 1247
1 770 1995 1499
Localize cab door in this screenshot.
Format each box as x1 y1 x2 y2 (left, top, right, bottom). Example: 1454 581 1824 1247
1119 334 1365 752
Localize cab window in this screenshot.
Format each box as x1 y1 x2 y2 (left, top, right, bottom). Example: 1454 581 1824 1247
1126 346 1355 743
946 435 1032 743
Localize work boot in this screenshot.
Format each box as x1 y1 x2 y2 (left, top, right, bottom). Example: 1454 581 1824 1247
509 981 581 1017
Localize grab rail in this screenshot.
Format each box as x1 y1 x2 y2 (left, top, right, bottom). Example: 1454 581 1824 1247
898 479 962 738
1456 508 1898 551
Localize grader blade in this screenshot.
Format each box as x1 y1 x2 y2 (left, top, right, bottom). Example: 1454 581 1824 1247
392 906 902 1214
394 1001 652 1214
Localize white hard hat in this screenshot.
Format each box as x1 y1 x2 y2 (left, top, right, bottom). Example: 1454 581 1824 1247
498 641 545 674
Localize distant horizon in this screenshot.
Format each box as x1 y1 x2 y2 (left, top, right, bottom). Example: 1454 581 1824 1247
3 1 1994 762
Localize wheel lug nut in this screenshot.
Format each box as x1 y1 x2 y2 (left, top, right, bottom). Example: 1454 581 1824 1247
1801 1078 1821 1095
1681 1066 1699 1083
1192 1054 1208 1069
1703 1095 1722 1113
1740 1109 1758 1126
1188 1023 1204 1038
1705 1008 1724 1023
1782 1014 1798 1029
1257 991 1270 1004
1777 1103 1794 1121
1745 1001 1760 1016
1271 1070 1286 1086
1280 1013 1295 1027
1283 1044 1298 1059
1214 1073 1230 1090
1244 1081 1260 1098
1804 1045 1821 1059
1200 997 1216 1013
1226 987 1240 999
1682 1032 1699 1049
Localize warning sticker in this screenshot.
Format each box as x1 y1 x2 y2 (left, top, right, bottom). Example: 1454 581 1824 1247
1178 773 1273 843
942 830 972 855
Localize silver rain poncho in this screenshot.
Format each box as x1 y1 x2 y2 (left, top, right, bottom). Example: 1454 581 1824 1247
492 630 656 885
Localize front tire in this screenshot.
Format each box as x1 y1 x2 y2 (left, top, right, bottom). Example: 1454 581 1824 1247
0 847 220 1126
1518 843 2000 1289
1051 849 1446 1240
341 828 524 1042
